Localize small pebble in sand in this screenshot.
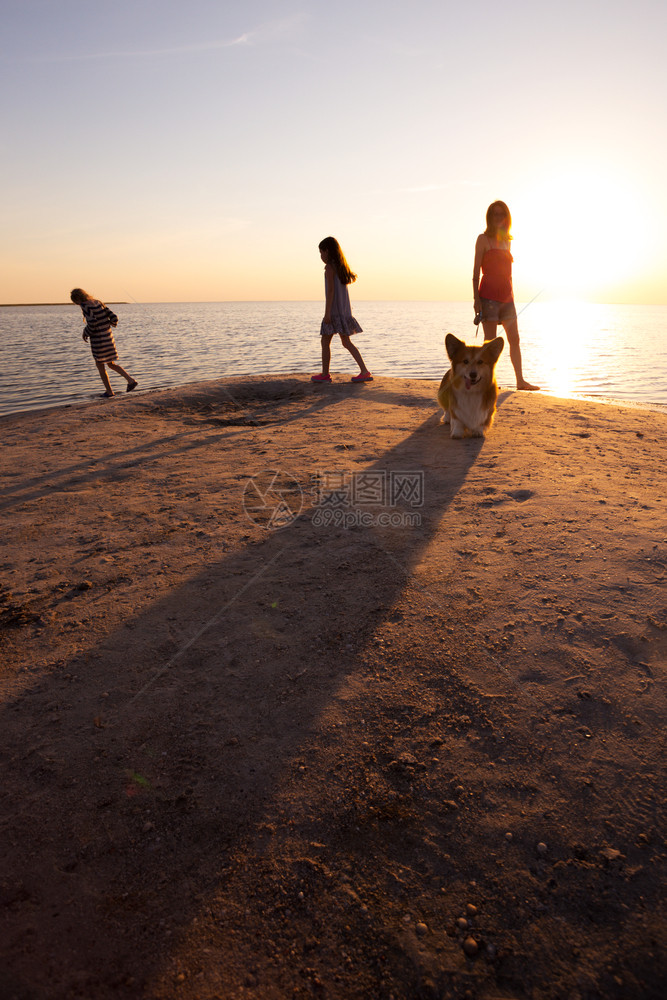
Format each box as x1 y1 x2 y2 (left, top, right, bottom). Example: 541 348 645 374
466 904 477 918
600 846 623 863
463 936 478 956
537 841 548 855
505 831 513 841
456 917 468 931
416 922 428 936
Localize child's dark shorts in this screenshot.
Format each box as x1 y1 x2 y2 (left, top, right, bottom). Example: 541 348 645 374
480 298 517 324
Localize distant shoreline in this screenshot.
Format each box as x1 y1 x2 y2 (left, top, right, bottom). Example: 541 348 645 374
0 302 129 307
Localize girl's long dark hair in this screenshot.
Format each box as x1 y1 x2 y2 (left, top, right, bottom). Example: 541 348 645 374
318 236 357 285
484 201 512 241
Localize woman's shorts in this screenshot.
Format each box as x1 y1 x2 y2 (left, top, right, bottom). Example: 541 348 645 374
480 298 517 324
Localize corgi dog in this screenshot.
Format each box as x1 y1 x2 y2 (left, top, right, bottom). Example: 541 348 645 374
437 333 504 438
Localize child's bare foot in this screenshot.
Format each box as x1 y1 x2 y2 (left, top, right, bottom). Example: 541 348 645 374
517 380 540 391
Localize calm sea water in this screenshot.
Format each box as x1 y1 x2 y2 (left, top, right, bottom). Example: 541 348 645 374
0 301 666 416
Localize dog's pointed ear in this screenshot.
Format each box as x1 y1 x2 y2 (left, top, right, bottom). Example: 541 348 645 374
445 333 464 360
482 336 504 365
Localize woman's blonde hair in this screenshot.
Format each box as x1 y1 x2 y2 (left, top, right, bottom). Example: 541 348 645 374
318 237 357 285
484 201 512 241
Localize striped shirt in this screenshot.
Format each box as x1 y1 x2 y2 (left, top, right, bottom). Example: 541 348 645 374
81 299 119 363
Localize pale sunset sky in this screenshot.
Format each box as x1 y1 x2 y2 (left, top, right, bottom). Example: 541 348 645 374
2 0 665 305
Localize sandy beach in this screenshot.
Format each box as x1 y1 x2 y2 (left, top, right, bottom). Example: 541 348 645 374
1 375 665 1000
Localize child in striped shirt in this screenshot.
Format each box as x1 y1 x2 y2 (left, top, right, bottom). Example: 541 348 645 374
70 288 138 397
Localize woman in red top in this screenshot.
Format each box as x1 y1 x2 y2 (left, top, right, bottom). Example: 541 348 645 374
473 201 539 391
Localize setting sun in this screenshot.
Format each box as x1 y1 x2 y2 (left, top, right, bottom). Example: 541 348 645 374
514 167 651 302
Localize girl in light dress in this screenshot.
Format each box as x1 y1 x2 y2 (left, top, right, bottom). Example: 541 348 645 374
311 237 373 383
70 288 138 397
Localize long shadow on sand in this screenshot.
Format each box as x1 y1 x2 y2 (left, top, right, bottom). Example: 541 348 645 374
0 378 490 997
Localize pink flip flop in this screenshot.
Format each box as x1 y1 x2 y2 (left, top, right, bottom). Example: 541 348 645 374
351 372 373 382
311 373 332 382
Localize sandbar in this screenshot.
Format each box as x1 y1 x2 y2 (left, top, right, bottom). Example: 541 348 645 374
1 376 665 999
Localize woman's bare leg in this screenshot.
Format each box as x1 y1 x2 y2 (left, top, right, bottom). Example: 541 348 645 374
482 320 499 342
501 317 539 390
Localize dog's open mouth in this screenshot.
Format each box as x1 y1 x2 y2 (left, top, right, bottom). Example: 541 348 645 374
465 374 479 388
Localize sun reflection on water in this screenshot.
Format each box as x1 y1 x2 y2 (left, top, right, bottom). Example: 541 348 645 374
531 299 596 398
517 299 626 401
